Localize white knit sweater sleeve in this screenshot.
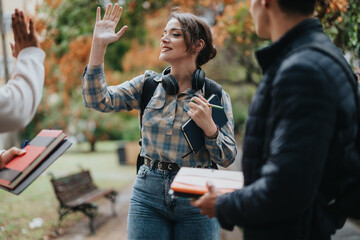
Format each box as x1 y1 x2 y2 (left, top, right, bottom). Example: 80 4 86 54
0 47 45 132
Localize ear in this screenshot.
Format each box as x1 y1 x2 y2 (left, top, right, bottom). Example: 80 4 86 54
194 39 205 55
261 0 270 9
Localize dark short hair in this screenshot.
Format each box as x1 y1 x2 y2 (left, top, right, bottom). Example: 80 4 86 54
277 0 317 15
169 12 217 67
355 71 360 82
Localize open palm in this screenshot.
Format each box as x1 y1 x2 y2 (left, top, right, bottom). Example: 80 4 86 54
93 3 127 47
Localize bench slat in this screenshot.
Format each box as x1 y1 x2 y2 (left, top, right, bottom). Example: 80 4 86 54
66 189 113 207
51 171 98 204
50 170 118 235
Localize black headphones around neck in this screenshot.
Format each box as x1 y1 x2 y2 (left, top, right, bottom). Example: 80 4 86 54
161 66 205 95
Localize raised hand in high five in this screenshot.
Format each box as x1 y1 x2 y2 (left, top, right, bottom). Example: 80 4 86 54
10 9 39 58
89 3 127 66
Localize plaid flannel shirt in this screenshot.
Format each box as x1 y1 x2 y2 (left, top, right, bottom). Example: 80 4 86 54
82 65 237 167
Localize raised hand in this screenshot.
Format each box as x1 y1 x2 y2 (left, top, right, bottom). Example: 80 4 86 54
89 4 127 66
10 9 39 58
93 3 127 47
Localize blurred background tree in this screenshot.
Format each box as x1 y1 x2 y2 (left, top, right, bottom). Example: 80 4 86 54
23 0 360 150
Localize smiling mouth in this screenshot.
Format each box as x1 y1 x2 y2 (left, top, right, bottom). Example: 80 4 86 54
161 47 172 52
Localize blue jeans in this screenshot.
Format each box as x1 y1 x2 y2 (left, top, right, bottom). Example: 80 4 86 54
127 165 221 240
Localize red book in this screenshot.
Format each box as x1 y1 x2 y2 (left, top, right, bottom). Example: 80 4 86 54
0 129 66 189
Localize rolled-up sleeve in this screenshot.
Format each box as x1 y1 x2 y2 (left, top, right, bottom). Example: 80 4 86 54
81 65 145 112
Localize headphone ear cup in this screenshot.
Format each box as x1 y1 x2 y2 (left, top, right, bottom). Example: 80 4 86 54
192 68 205 91
162 74 179 95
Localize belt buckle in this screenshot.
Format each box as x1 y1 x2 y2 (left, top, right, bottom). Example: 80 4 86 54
168 164 173 171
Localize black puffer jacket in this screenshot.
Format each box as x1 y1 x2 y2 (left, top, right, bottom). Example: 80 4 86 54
215 18 360 240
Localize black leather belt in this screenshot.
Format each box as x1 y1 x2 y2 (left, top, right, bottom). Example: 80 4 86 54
144 158 213 172
144 158 180 172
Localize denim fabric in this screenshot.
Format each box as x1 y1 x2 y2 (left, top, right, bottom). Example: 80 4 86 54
127 165 221 240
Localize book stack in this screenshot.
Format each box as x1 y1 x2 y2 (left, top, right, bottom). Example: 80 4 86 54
170 167 243 198
0 129 71 194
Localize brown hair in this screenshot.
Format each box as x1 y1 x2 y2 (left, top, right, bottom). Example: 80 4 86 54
169 12 217 67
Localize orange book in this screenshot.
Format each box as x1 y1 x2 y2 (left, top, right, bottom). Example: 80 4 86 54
0 129 66 189
170 167 243 198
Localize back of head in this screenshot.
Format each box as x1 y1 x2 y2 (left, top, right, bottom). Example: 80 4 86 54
277 0 317 15
170 12 217 67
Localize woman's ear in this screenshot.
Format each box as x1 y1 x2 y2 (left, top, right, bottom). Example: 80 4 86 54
194 39 205 55
262 0 270 9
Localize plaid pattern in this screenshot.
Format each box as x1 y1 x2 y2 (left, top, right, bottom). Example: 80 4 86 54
82 65 237 167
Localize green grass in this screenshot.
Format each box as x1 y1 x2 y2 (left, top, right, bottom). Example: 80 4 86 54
0 141 136 240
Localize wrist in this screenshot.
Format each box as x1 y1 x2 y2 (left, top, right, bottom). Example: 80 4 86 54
89 40 106 66
205 125 219 139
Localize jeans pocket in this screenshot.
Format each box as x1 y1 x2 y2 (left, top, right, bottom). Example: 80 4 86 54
137 165 149 179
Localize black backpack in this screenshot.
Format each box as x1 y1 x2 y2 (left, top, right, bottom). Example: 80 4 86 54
265 43 360 219
136 72 223 173
306 44 360 220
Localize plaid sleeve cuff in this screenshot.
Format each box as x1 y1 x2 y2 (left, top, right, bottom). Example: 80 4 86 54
205 131 222 147
82 64 108 109
86 64 104 74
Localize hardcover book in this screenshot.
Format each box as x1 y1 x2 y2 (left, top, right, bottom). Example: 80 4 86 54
181 94 228 154
170 167 243 198
0 129 66 189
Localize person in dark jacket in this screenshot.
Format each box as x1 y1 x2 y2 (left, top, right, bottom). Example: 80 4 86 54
191 0 360 239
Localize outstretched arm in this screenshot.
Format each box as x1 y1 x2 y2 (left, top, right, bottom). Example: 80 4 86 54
0 9 44 132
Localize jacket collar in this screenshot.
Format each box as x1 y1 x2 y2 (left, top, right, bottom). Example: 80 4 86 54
255 18 323 73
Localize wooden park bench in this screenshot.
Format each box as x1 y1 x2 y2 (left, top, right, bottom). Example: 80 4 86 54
50 170 118 235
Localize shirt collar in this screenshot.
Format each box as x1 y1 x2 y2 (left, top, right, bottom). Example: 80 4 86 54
255 18 323 73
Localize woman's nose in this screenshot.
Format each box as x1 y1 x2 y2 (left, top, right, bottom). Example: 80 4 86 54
161 35 169 43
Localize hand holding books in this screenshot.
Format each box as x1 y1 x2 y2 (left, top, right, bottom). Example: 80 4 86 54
188 95 218 137
190 181 219 218
0 147 26 170
182 94 228 155
0 129 71 194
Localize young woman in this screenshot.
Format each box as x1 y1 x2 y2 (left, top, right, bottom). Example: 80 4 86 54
82 3 237 239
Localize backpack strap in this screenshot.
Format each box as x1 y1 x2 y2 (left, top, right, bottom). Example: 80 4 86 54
140 72 161 127
137 72 160 173
204 77 222 99
260 43 360 218
263 43 359 160
299 43 359 121
297 44 360 219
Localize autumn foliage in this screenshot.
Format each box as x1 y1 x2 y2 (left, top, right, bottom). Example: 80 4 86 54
24 0 359 142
